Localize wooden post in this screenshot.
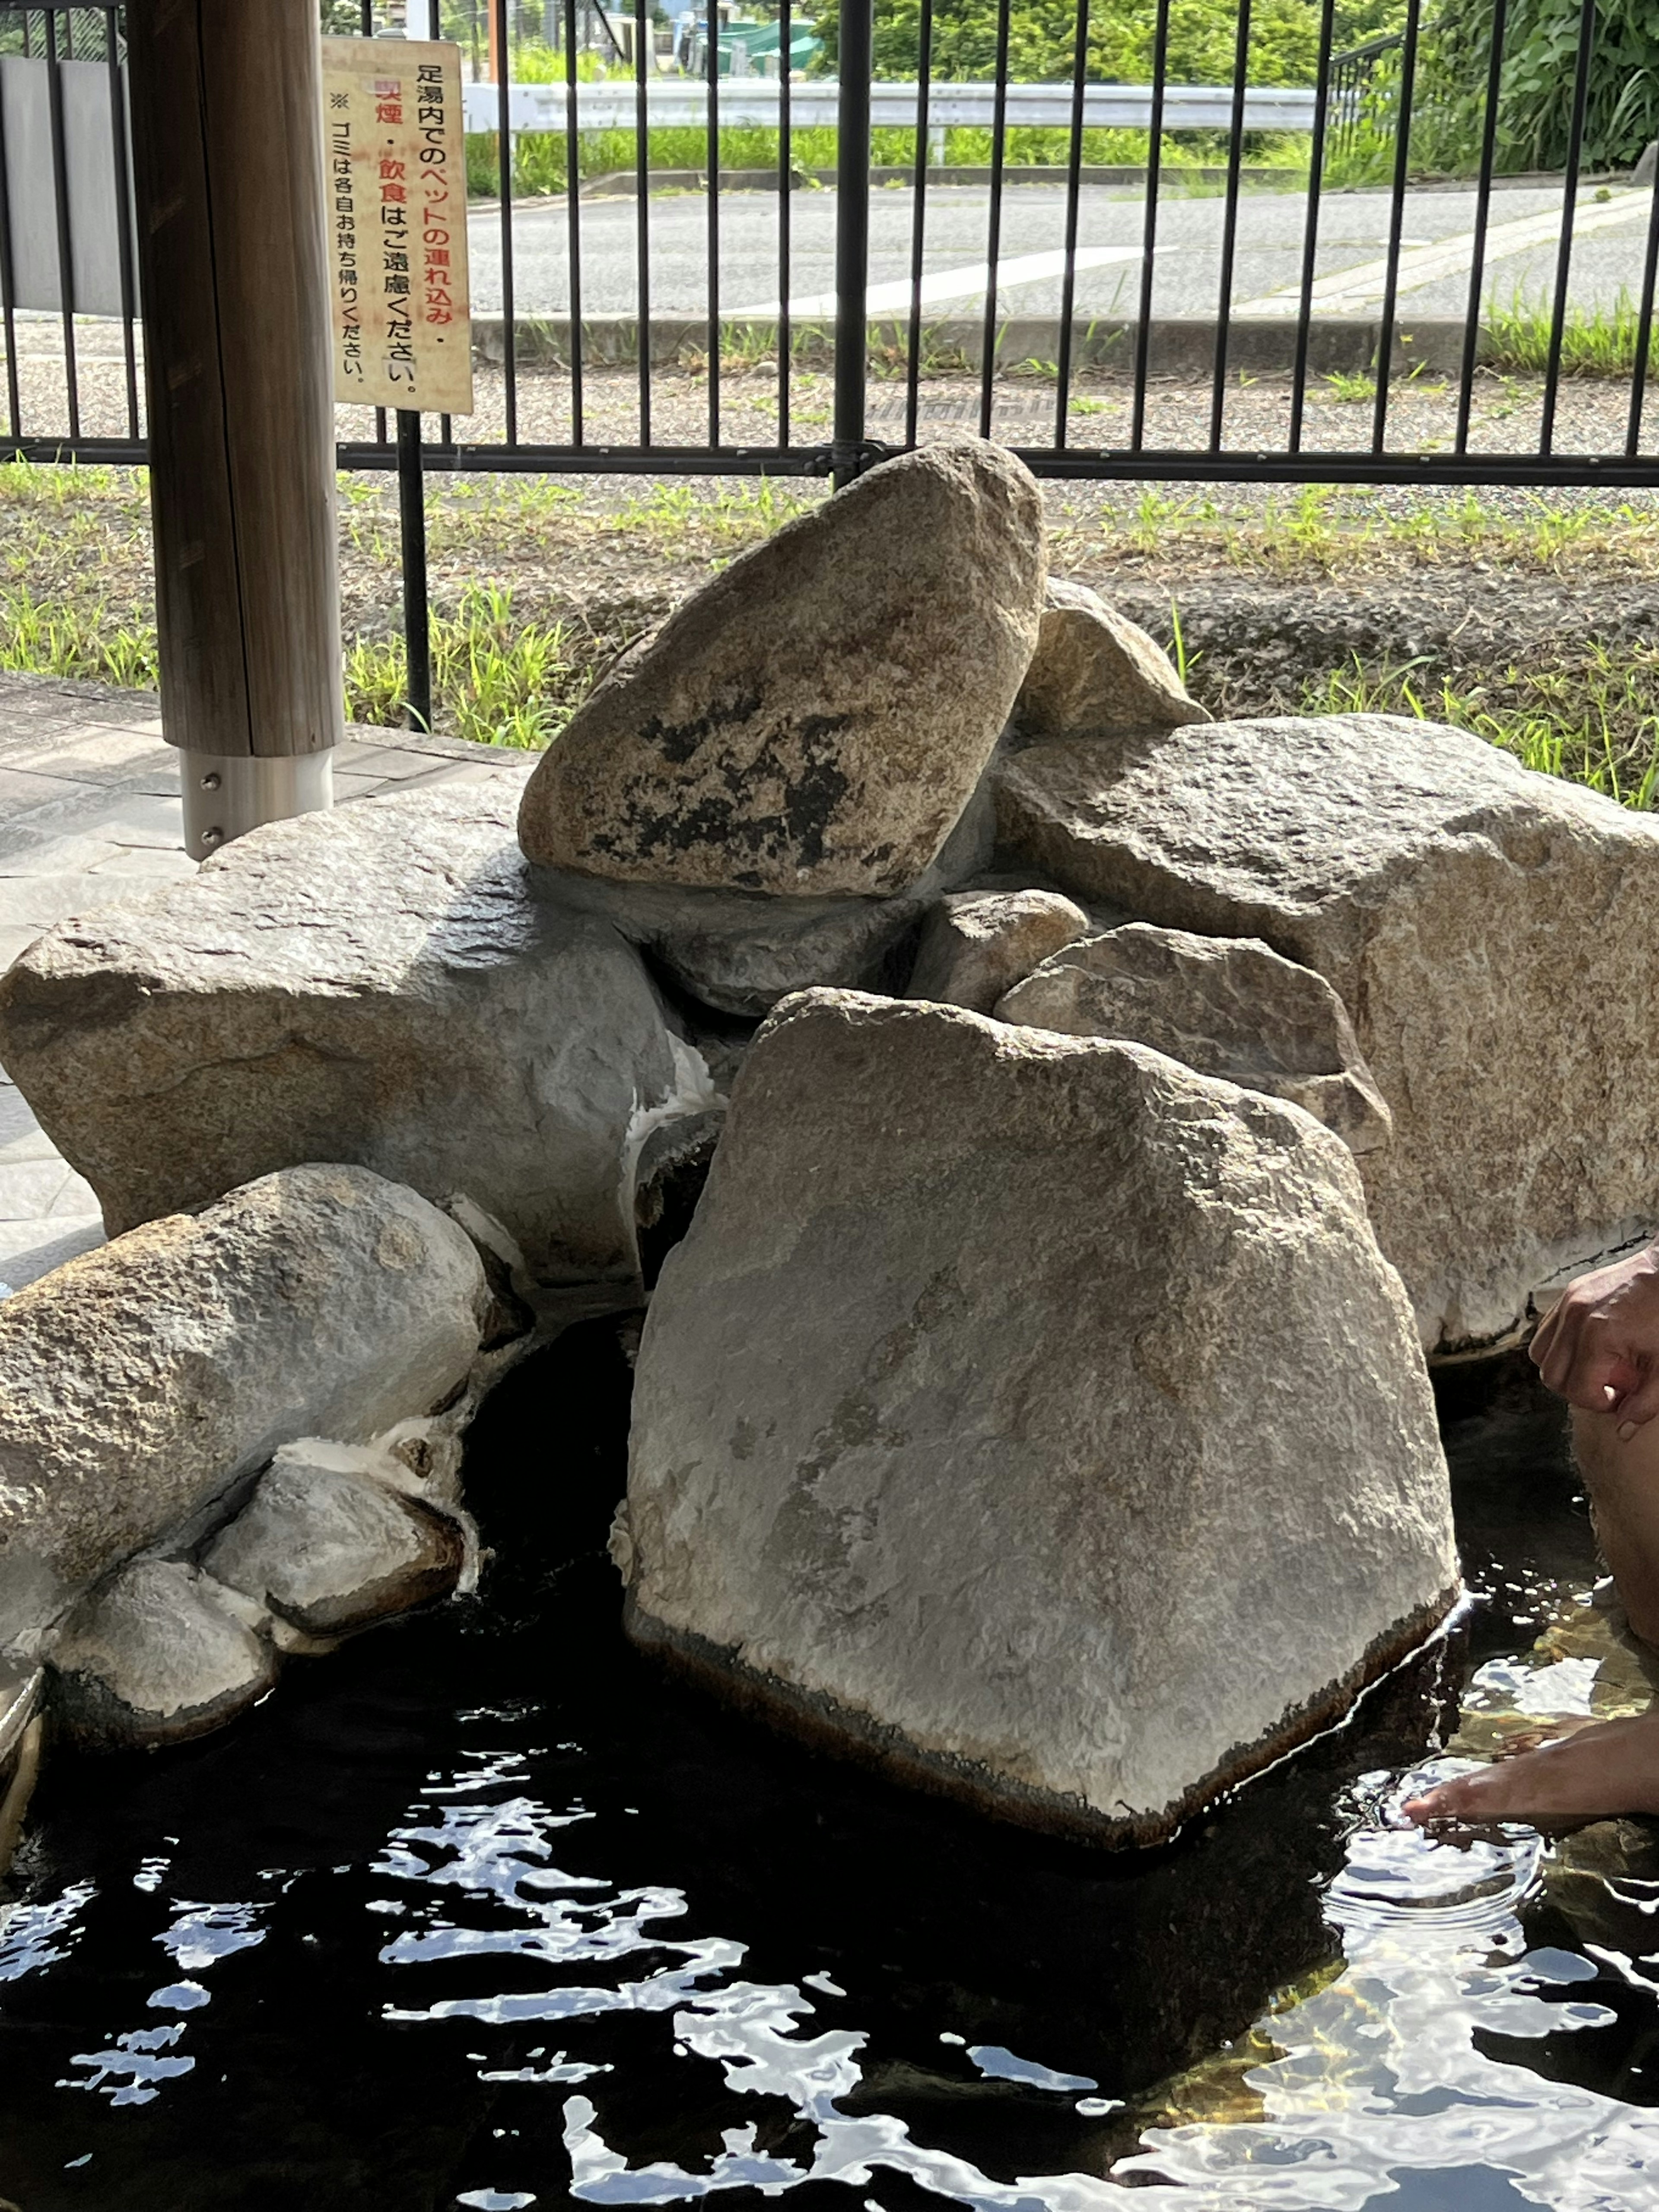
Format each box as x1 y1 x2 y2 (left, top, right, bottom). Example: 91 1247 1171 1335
126 0 342 858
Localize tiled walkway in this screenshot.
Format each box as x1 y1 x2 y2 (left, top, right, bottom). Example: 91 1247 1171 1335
0 672 531 1292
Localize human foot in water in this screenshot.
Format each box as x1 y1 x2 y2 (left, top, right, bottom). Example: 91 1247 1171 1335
1403 1707 1659 1826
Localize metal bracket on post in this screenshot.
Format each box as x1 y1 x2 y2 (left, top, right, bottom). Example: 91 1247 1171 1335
181 750 335 863
830 0 873 490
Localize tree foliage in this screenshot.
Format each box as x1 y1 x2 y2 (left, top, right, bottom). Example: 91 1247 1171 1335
1422 0 1659 173
813 0 1327 86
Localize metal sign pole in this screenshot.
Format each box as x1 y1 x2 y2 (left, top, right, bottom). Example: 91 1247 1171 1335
397 409 432 733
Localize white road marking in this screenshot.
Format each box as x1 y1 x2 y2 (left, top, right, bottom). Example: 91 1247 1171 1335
724 242 1162 320
1231 188 1652 316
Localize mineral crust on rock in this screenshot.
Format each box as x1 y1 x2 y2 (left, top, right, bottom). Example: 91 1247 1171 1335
1014 578 1209 744
906 888 1090 1014
204 1452 464 1639
996 712 1659 1352
997 923 1391 1154
517 439 1047 896
620 989 1456 1847
0 1164 487 1653
0 779 686 1280
50 1558 279 1750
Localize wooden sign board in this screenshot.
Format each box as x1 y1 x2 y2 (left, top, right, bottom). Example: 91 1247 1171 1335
320 38 474 414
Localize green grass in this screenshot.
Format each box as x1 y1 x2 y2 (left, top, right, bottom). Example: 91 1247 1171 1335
343 583 588 747
1302 644 1659 810
1484 286 1649 378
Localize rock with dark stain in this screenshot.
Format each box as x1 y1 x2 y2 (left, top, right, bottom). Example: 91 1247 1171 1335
50 1559 279 1751
618 988 1456 1848
517 439 1046 896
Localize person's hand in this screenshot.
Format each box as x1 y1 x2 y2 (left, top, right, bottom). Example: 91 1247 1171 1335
1531 1243 1659 1432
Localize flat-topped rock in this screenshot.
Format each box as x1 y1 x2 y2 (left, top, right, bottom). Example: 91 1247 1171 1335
0 779 690 1283
996 712 1659 1352
1015 577 1209 743
517 440 1046 896
998 923 1391 1154
620 989 1456 1847
0 1164 486 1654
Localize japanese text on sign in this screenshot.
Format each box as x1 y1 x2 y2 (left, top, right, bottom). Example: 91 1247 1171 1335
321 37 474 415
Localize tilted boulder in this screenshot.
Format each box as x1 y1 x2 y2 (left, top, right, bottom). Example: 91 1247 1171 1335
619 990 1456 1847
1014 577 1208 743
517 439 1047 897
0 779 691 1281
997 923 1391 1155
996 712 1659 1352
203 1451 464 1640
906 888 1090 1014
0 1164 487 1655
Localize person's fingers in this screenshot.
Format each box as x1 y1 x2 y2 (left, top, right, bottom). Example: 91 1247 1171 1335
1613 1369 1659 1433
1529 1303 1562 1370
1535 1305 1588 1398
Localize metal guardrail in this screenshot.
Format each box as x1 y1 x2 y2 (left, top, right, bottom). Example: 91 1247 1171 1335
464 79 1323 134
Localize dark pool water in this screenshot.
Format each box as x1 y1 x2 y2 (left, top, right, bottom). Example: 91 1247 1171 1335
4 1332 1659 2212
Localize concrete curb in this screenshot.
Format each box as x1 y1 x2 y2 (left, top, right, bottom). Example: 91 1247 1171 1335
472 312 1489 378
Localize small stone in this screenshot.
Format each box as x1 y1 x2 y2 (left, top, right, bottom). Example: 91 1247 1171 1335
906 889 1091 1014
517 439 1047 896
50 1559 278 1751
1014 578 1209 744
204 1453 464 1639
0 1165 486 1654
997 923 1392 1155
995 712 1659 1352
623 989 1456 1847
0 780 683 1282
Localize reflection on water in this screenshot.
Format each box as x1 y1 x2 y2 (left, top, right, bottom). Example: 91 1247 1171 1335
3 1341 1659 2209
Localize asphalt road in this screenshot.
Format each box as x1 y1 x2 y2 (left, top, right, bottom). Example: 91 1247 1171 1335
465 178 1657 322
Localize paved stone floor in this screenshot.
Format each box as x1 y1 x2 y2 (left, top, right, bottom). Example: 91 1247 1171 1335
0 672 533 1293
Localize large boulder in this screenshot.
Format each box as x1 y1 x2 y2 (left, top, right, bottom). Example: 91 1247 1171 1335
517 440 1047 897
0 1164 487 1655
0 779 692 1282
997 923 1392 1155
618 990 1456 1847
995 713 1659 1353
1014 578 1208 744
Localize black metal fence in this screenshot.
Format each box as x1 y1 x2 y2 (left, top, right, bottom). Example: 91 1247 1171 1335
0 0 1657 493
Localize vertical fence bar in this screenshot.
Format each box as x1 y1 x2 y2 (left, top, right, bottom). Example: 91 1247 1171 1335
43 7 81 441
633 0 651 442
777 0 791 448
107 4 140 441
976 0 1012 439
705 2 720 446
1287 0 1336 455
495 0 518 443
563 0 584 444
1627 161 1659 456
832 0 871 485
1206 0 1252 453
1129 0 1170 452
0 19 22 442
1369 0 1420 454
903 0 933 447
1538 0 1596 458
1454 0 1509 455
1052 0 1090 449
